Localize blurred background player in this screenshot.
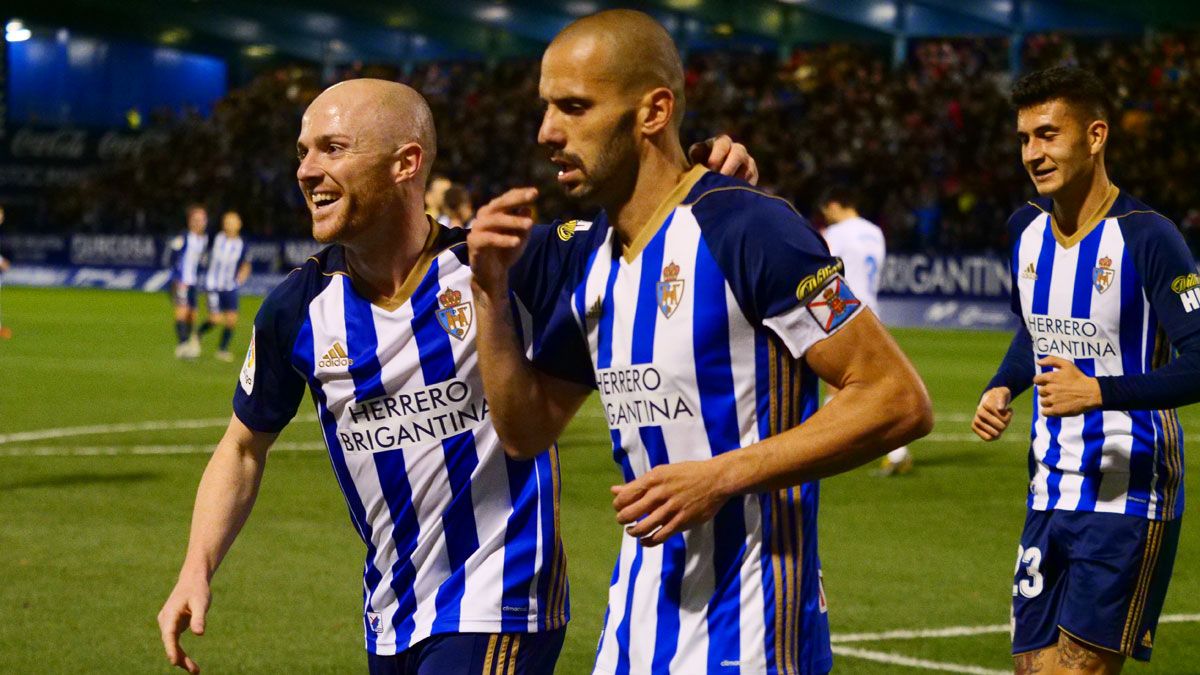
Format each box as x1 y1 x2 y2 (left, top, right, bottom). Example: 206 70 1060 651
441 184 474 228
817 185 912 475
167 203 210 359
424 173 453 226
197 210 251 361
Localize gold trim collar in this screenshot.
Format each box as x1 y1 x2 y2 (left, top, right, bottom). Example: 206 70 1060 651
1051 184 1119 249
621 164 707 263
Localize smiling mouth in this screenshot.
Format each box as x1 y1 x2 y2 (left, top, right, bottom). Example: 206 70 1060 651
1031 167 1056 179
311 192 342 212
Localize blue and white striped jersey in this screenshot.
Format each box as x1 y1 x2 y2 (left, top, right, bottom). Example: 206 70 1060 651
204 232 247 292
532 167 863 675
169 231 209 286
1008 191 1191 521
232 222 569 654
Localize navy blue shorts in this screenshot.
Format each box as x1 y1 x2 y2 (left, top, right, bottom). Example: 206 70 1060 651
1012 509 1180 661
207 290 240 313
367 629 565 675
172 283 198 309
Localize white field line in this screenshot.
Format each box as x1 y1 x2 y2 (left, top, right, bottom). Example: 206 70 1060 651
0 414 319 445
832 614 1200 673
831 646 1008 675
0 442 326 457
832 613 1200 644
832 624 1008 643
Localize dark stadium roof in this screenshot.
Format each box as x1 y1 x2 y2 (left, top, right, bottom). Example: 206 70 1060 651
8 0 1199 65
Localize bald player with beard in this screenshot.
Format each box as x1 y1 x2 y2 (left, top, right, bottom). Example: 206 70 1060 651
156 78 757 674
470 11 933 674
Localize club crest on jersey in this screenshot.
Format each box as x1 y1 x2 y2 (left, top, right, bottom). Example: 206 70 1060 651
367 612 383 634
806 276 861 333
656 261 685 318
1093 256 1115 294
557 219 578 241
436 287 473 340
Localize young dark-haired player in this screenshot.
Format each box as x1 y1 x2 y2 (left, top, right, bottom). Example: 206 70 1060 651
972 66 1195 673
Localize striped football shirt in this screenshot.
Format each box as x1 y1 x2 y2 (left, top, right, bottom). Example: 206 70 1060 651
170 231 209 286
232 221 570 654
530 167 865 674
1008 190 1189 520
204 232 247 292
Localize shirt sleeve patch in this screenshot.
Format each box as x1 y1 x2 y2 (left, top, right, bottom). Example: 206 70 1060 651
240 327 256 395
795 258 845 304
805 275 862 333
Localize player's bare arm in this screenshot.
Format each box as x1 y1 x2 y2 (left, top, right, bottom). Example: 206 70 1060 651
470 188 593 458
972 386 1014 440
471 137 760 457
615 309 933 546
158 415 277 674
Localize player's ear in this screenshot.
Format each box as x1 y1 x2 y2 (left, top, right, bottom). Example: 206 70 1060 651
393 142 424 184
639 87 676 137
1086 119 1108 157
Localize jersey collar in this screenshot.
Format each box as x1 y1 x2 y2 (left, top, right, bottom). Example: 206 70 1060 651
620 164 708 263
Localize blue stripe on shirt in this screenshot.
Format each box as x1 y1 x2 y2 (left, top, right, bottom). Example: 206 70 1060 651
1118 247 1153 517
693 236 743 672
1069 226 1105 510
294 317 385 652
343 277 388 402
1031 220 1065 508
409 258 481 634
500 453 539 632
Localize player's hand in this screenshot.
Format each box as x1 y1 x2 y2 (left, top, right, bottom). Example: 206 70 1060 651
971 386 1012 441
1033 356 1102 417
468 187 538 298
157 575 211 674
688 135 759 185
611 460 730 547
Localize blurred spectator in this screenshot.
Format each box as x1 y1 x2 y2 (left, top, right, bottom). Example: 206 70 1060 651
442 184 474 229
425 174 453 226
15 30 1200 256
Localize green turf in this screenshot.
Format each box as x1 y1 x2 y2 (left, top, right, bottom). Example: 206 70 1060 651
1 287 1197 673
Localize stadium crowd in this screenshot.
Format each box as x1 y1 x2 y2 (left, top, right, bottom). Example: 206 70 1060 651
31 30 1200 253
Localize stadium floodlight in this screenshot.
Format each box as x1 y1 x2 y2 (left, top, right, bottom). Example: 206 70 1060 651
6 19 32 42
475 5 511 23
564 1 599 15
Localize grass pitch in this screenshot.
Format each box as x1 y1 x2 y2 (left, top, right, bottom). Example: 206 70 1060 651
1 287 1197 673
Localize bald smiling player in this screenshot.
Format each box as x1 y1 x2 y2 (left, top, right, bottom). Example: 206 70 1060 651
471 10 933 675
156 78 755 674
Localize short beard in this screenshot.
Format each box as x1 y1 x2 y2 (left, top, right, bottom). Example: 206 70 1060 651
566 110 639 209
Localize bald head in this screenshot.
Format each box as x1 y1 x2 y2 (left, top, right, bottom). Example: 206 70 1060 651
303 78 437 181
548 9 685 127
